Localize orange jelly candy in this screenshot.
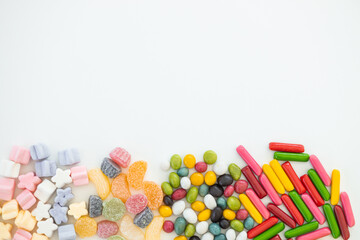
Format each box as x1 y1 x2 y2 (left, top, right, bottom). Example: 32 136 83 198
143 181 163 210
74 216 97 238
111 173 131 202
127 161 147 190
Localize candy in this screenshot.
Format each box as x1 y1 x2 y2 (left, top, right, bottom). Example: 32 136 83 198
0 222 12 240
284 221 319 238
102 198 125 221
111 173 131 202
51 168 72 188
334 205 350 240
97 220 119 238
18 172 41 192
244 216 255 230
70 166 88 186
30 143 50 161
253 222 284 240
296 227 331 240
209 184 224 197
224 185 235 197
68 201 88 219
163 220 174 233
227 196 241 211
141 215 162 240
0 159 20 178
198 209 211 221
159 205 172 217
262 164 285 194
101 157 121 178
230 219 243 232
128 161 147 190
259 174 282 206
330 169 340 205
125 194 148 214
223 209 236 220
177 167 189 177
16 190 37 210
170 154 182 170
31 233 49 240
236 145 262 176
58 224 76 240
340 192 355 227
309 155 331 186
228 163 241 180
35 159 57 177
234 180 248 194
172 200 186 215
219 219 230 229
184 154 196 168
213 161 227 176
236 209 248 220
323 203 341 238
171 188 186 200
164 196 173 207
199 184 209 197
241 166 266 199
175 217 186 235
301 193 325 224
269 142 304 153
88 168 110 200
13 229 32 240
161 159 170 171
195 162 207 173
109 147 131 168
202 232 214 240
267 203 296 228
209 223 221 235
205 171 217 185
183 208 197 224
196 221 208 235
270 159 294 191
74 216 97 238
300 174 324 206
58 148 80 166
49 204 68 224
184 224 196 237
143 181 162 210
245 189 270 219
31 201 51 221
204 194 217 210
307 169 330 201
15 210 37 231
236 231 247 240
210 207 223 222
203 150 217 164
217 174 233 186
288 190 313 222
2 199 19 220
190 172 204 186
0 177 15 201
247 216 278 239
88 195 103 218
186 187 198 203
281 194 304 226
54 187 74 206
274 152 309 162
119 215 145 240
281 161 306 194
239 194 263 224
180 177 191 190
10 146 30 165
34 179 56 203
108 236 126 240
225 229 236 240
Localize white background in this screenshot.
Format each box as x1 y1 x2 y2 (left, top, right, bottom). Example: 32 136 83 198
0 0 359 239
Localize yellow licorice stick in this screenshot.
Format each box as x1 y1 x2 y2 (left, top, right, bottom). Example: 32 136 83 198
330 169 340 205
239 194 263 224
270 159 294 192
263 164 285 194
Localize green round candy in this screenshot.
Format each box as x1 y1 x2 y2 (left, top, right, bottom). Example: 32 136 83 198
108 236 126 240
169 172 180 188
186 187 198 203
161 182 173 195
102 198 126 221
184 223 196 237
209 223 221 236
199 184 209 197
230 219 244 232
217 197 227 210
228 163 241 180
227 196 241 211
170 154 182 170
177 167 189 177
203 150 217 164
174 217 186 235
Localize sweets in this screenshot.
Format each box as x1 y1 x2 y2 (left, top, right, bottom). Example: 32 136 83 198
0 178 16 201
88 168 110 200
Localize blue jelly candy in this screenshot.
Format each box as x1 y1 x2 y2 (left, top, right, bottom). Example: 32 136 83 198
88 195 103 218
49 203 68 225
55 187 74 207
58 149 80 166
101 157 122 178
58 224 76 240
133 207 154 228
30 143 50 161
35 159 57 177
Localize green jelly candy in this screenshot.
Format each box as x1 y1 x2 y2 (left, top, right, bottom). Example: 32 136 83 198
228 163 241 180
102 198 126 221
174 217 186 235
230 219 244 232
289 190 313 222
217 197 227 210
186 187 198 203
308 169 330 201
199 184 209 197
204 150 217 164
274 152 309 162
169 172 180 188
209 223 221 235
161 182 173 195
170 154 182 170
284 221 319 238
254 222 285 240
227 196 241 211
214 234 226 240
177 167 189 177
184 223 196 237
323 203 341 238
107 236 126 240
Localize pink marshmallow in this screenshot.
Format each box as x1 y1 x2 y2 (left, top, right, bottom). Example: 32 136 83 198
245 188 270 219
296 227 331 240
301 193 325 224
340 192 355 227
13 229 32 240
18 172 42 192
16 189 37 210
259 173 282 206
236 145 262 176
9 146 31 165
109 147 131 168
309 155 331 186
0 177 16 201
70 166 89 186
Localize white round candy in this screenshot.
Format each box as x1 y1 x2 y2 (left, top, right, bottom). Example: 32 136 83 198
226 229 236 240
161 159 170 171
236 231 247 240
213 161 227 175
202 232 214 240
196 221 209 235
204 194 217 210
180 177 191 190
172 200 185 215
183 208 197 224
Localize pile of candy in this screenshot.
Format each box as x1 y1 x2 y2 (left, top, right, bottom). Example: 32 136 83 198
160 143 355 240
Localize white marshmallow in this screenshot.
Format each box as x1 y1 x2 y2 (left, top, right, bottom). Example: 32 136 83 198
34 179 56 203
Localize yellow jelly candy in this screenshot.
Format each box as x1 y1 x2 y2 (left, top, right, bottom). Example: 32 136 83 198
68 201 88 219
183 154 196 168
145 215 164 240
0 222 12 240
119 215 145 240
159 206 172 217
111 173 131 202
75 216 97 238
190 173 204 186
143 181 163 210
32 233 49 240
198 209 211 221
2 200 19 220
204 171 217 186
128 161 147 190
88 168 110 200
223 209 236 220
15 210 37 231
191 201 205 212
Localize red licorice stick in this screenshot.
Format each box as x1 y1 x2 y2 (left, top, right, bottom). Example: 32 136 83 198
267 203 296 228
247 216 278 239
334 205 350 240
241 166 267 199
281 194 304 226
269 142 305 153
269 235 281 240
300 174 325 206
281 161 306 194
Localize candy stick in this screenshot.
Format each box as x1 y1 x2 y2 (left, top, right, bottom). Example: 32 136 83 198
296 227 331 240
267 203 296 228
288 190 313 223
262 164 285 194
259 174 282 206
284 221 319 239
269 142 304 153
309 155 331 186
241 166 266 199
253 222 285 240
334 205 350 240
270 160 294 192
274 152 309 162
340 192 355 227
239 194 263 224
301 193 325 224
300 174 324 206
307 169 330 201
247 216 278 239
330 169 340 205
323 203 341 238
281 161 306 194
245 189 270 219
281 194 304 226
236 145 262 176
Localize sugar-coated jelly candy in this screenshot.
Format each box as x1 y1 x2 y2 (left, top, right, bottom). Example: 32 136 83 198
68 201 88 219
126 194 148 214
18 172 41 192
0 159 20 178
0 177 16 201
236 145 262 176
97 220 119 239
134 207 154 228
74 216 97 238
58 149 80 166
102 198 126 221
111 173 131 202
269 142 304 153
145 216 164 240
119 215 145 240
70 166 89 186
88 168 110 200
31 201 51 221
143 181 162 210
101 157 121 178
128 161 147 190
2 199 19 220
330 169 340 205
109 147 131 168
30 143 50 161
58 224 76 240
37 218 58 237
88 195 103 218
34 179 56 203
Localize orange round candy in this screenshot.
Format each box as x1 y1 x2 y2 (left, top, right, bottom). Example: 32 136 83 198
143 181 163 210
111 173 131 202
127 161 147 190
75 216 97 238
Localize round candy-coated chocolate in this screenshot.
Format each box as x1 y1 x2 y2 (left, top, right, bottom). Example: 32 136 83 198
219 219 230 229
217 197 227 210
211 207 223 223
244 217 254 230
234 180 248 194
189 236 200 240
209 184 224 197
217 174 233 186
163 195 173 206
195 162 207 173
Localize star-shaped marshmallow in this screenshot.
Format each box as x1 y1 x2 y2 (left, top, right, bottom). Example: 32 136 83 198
0 222 12 240
31 201 51 221
49 204 68 225
37 218 58 238
51 168 72 188
54 187 74 206
68 201 88 219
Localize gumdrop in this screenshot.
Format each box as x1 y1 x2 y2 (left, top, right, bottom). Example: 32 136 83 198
126 194 148 214
127 161 147 190
143 181 163 210
102 198 126 221
109 147 131 168
133 207 154 228
97 220 119 238
74 216 97 238
111 173 131 202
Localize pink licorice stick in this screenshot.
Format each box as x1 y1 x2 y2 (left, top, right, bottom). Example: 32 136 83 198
340 192 355 227
236 145 262 176
296 227 331 240
259 173 282 206
246 188 270 219
301 193 325 224
309 155 331 186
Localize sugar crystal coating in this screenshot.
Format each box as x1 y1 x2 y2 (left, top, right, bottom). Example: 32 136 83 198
88 168 111 200
88 195 103 218
102 198 126 221
97 220 119 238
127 161 147 190
125 194 148 214
143 181 162 210
101 157 122 178
109 147 131 168
133 207 154 228
111 173 131 202
107 236 126 240
145 215 164 240
119 215 145 240
74 216 97 238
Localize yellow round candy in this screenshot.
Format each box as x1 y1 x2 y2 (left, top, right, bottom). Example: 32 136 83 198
191 201 205 212
75 216 97 238
198 209 211 221
223 209 236 220
174 236 187 240
183 154 196 168
159 206 172 217
204 171 217 186
190 173 204 186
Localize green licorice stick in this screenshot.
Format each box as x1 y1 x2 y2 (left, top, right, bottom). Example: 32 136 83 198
288 190 314 222
323 203 341 238
284 221 319 238
253 222 285 240
307 169 330 201
273 152 309 162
